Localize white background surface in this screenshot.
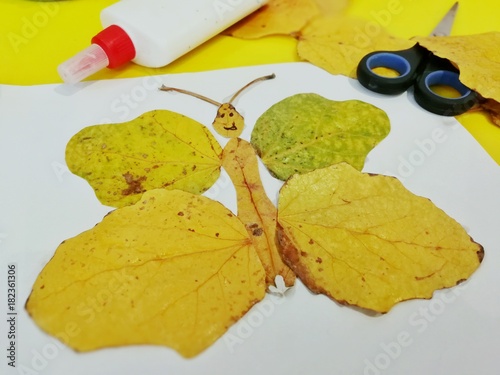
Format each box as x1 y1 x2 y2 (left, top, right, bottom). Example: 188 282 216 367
1 63 499 375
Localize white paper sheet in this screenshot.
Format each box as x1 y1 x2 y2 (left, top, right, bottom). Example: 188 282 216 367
1 63 499 375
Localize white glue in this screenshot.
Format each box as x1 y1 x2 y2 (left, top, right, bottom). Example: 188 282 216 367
58 0 268 83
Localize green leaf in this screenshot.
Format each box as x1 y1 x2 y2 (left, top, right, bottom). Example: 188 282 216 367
250 93 390 180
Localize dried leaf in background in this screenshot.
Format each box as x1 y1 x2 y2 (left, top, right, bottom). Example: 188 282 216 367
226 0 320 39
250 93 390 180
66 110 222 208
277 163 484 313
297 15 413 77
26 189 266 357
222 138 296 287
314 0 348 15
413 32 500 123
413 32 500 102
479 99 500 127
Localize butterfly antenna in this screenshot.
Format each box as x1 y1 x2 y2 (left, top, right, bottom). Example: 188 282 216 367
159 85 222 106
228 73 276 104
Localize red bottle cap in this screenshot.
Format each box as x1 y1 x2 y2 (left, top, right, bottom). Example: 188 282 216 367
91 25 136 69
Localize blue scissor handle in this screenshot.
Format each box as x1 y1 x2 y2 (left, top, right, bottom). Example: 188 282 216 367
413 54 478 116
357 45 428 95
357 44 478 116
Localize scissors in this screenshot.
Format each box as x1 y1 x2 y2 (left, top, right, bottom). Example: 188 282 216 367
356 2 477 116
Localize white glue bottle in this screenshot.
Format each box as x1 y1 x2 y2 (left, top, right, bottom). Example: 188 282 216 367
58 0 268 83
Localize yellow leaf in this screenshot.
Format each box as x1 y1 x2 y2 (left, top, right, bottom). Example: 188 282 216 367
222 138 296 287
297 15 414 78
65 110 222 208
314 0 348 15
226 0 320 39
412 32 500 124
413 32 500 103
25 189 266 357
277 163 484 313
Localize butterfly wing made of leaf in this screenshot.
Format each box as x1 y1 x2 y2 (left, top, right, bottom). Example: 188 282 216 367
26 189 266 357
277 163 484 313
66 110 222 208
250 93 391 180
222 138 295 287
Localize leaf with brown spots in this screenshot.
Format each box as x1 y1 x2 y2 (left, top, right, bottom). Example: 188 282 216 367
250 93 391 181
160 74 275 138
65 109 222 208
222 138 295 288
277 163 484 313
25 189 266 357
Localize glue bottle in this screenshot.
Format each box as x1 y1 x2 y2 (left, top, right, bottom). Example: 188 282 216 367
58 0 268 83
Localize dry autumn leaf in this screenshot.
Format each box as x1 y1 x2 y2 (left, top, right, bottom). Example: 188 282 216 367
65 109 222 208
225 0 320 39
314 0 348 15
160 74 275 138
250 93 390 180
412 32 500 103
297 15 414 78
412 32 500 123
26 189 266 358
479 99 500 127
222 138 296 287
277 163 484 313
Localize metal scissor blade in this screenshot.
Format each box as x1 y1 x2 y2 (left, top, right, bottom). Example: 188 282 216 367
430 2 458 36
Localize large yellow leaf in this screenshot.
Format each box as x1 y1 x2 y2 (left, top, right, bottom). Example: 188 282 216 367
222 138 296 287
297 15 413 78
413 32 500 124
26 189 266 357
66 110 222 208
277 163 484 313
226 0 320 39
413 32 500 103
